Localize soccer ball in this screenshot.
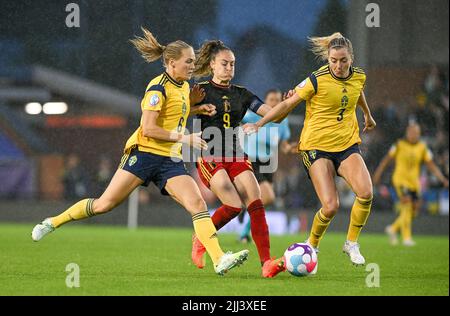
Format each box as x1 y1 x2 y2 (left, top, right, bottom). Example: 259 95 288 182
283 243 318 277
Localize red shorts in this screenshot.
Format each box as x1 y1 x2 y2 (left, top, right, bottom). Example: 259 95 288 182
196 156 254 188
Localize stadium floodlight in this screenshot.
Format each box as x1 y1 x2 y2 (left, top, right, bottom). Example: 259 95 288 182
43 102 68 115
25 102 43 115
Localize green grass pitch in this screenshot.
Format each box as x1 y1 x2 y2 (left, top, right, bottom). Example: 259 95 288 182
0 223 448 296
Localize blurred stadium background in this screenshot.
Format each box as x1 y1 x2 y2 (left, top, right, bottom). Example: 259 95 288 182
0 0 448 236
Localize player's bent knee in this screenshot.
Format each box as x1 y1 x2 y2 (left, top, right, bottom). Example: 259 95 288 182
322 208 338 218
93 199 117 214
269 190 276 203
263 195 275 206
322 200 339 217
184 197 207 214
357 190 373 201
400 196 412 204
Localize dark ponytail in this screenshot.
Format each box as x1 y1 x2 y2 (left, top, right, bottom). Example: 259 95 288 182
193 40 231 79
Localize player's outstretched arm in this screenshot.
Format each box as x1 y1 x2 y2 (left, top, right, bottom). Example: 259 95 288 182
357 91 376 132
142 110 182 142
373 153 394 185
189 84 206 105
244 93 302 134
253 89 297 123
280 140 297 154
142 110 207 150
188 84 217 116
190 104 217 116
425 160 449 188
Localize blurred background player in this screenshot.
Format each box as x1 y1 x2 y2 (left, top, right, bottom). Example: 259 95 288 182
373 122 449 246
244 32 377 268
62 153 89 201
31 28 248 276
238 89 296 243
191 40 289 278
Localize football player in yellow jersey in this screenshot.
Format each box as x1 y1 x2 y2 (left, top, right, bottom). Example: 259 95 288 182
31 28 249 276
244 32 377 268
373 123 448 246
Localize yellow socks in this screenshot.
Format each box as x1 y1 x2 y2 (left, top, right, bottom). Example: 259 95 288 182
347 196 372 242
308 209 334 248
399 203 413 241
50 198 96 228
390 202 414 240
390 215 402 233
192 211 224 265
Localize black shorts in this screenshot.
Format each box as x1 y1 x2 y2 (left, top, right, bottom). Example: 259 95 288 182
120 148 188 195
252 158 274 184
301 143 361 179
394 185 420 202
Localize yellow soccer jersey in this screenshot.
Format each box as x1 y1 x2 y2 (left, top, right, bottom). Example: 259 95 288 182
124 72 190 159
389 139 433 192
295 65 366 152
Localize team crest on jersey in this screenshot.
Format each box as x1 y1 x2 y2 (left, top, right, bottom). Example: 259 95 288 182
340 95 349 108
128 155 138 167
149 94 160 107
297 79 307 89
309 150 317 160
222 96 231 113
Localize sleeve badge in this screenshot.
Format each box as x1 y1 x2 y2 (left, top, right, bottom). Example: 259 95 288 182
297 79 307 89
149 94 160 107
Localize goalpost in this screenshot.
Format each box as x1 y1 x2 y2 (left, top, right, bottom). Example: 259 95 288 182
127 187 139 229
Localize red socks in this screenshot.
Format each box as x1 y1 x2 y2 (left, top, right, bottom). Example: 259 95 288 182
247 199 271 264
211 205 242 230
210 200 271 265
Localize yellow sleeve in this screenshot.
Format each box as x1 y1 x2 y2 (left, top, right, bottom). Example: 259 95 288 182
295 77 315 101
142 85 166 112
423 146 433 163
388 143 397 158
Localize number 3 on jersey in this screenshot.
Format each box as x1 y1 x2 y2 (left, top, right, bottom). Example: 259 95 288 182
337 109 345 121
223 113 231 128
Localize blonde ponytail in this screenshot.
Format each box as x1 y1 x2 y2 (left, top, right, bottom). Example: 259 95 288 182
130 27 166 63
308 32 354 61
131 27 192 66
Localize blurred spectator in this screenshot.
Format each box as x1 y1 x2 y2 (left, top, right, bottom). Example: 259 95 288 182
377 100 404 140
424 65 448 107
277 163 318 210
424 65 441 96
414 99 438 137
62 154 89 200
423 65 449 132
368 100 406 169
138 189 151 205
94 156 114 196
437 150 449 179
